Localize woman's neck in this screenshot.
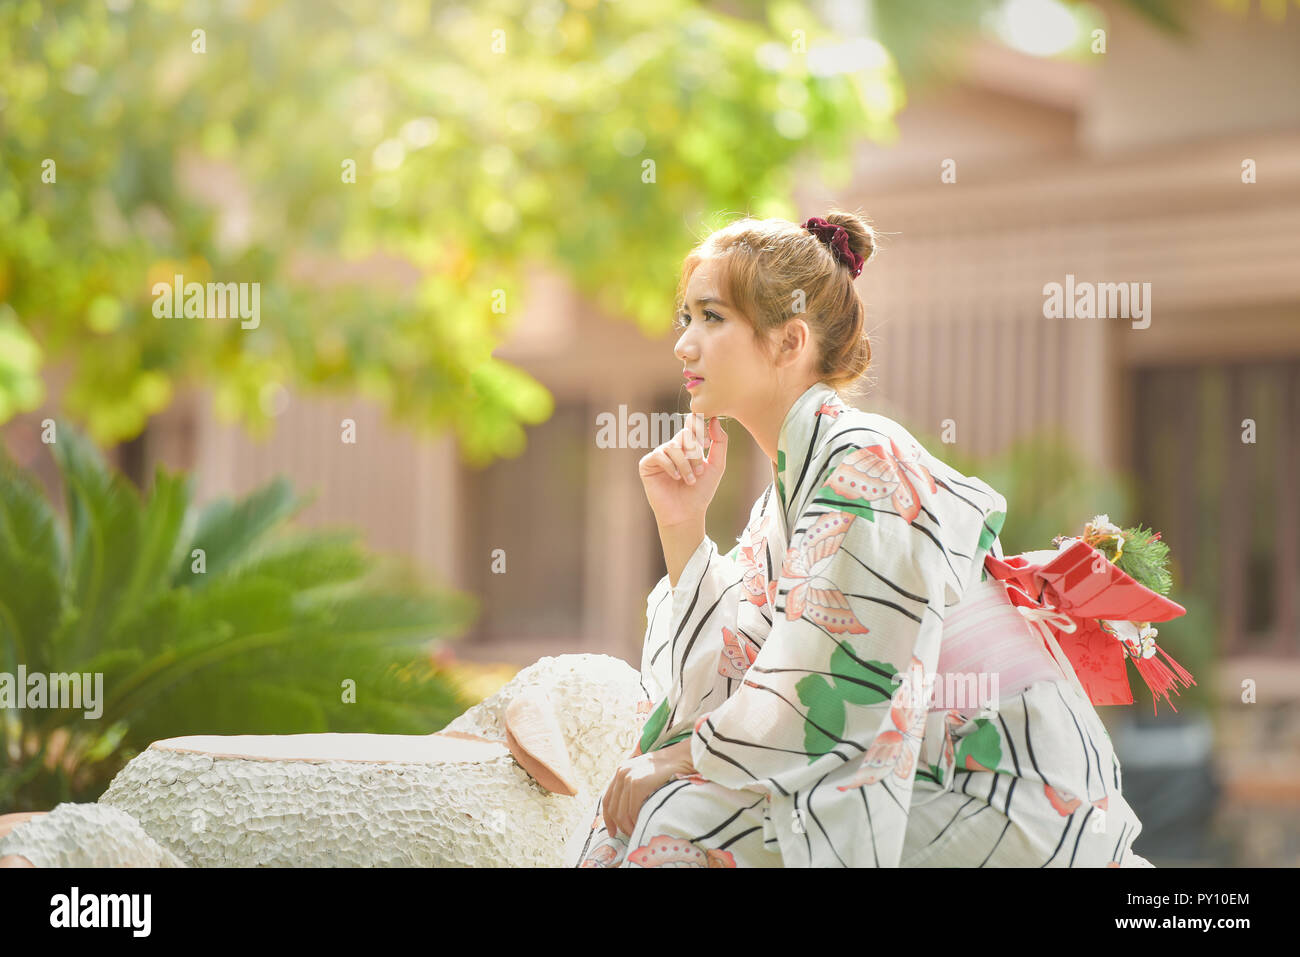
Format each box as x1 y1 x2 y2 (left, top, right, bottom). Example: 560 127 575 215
736 378 824 467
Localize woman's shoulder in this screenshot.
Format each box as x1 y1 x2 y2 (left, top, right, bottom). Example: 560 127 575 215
818 404 1007 513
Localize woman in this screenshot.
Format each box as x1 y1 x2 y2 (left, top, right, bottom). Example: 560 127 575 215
564 211 1152 868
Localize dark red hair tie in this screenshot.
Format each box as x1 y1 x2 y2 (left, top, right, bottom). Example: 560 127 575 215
802 216 864 278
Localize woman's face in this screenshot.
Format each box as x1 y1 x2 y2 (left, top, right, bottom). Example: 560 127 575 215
673 258 778 420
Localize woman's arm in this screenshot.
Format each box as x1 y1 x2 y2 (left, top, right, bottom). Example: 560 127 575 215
657 517 706 589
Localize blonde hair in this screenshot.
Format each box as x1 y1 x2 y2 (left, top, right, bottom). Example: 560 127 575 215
674 209 878 395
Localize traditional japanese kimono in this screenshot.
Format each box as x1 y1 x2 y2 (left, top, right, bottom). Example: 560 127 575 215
564 382 1152 868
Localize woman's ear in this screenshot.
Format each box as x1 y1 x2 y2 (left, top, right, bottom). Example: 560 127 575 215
774 318 812 369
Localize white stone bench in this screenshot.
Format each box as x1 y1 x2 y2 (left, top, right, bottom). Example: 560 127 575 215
0 654 644 867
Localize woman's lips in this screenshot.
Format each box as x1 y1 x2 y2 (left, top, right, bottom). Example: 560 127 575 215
684 375 704 389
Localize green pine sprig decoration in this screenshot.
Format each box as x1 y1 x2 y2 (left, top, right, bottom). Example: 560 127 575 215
1092 523 1174 596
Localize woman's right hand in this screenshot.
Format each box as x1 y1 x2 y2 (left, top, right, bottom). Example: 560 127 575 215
638 413 728 528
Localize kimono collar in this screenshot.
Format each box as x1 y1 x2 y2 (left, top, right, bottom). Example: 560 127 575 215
771 380 846 532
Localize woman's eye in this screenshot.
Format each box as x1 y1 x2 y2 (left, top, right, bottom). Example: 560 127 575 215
673 311 722 330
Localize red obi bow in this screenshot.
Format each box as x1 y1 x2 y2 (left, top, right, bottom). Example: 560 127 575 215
983 540 1196 714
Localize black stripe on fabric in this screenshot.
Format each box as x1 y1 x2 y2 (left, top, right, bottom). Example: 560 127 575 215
840 547 928 603
807 499 964 583
668 577 740 728
1054 683 1095 799
927 796 976 846
823 425 894 445
979 819 1014 868
1020 694 1056 792
795 792 812 860
806 439 866 494
996 712 1023 777
704 683 865 758
841 590 925 623
669 575 705 685
691 794 766 843
1042 816 1072 867
1069 806 1095 867
644 778 696 821
878 778 908 813
806 777 849 867
913 501 942 528
788 411 828 512
717 825 763 851
1083 725 1107 800
1112 822 1129 861
697 715 793 797
1003 776 1018 816
989 772 999 805
694 734 781 795
647 605 671 670
575 803 598 865
936 474 1000 509
791 622 908 676
859 787 880 867
748 664 897 701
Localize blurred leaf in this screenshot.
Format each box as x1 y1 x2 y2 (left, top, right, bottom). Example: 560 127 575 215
0 423 478 812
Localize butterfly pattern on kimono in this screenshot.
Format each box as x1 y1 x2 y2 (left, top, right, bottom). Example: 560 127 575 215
824 437 938 524
578 840 623 867
735 509 776 609
839 655 930 790
782 510 869 634
717 626 759 680
627 834 737 868
1044 784 1110 817
935 708 967 784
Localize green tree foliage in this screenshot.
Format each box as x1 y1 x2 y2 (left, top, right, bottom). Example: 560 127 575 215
0 422 478 810
0 0 1191 462
0 0 903 462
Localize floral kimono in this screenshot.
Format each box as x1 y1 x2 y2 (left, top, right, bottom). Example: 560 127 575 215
565 382 1152 868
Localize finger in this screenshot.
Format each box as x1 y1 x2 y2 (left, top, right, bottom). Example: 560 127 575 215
651 450 682 481
691 414 712 455
602 782 618 836
663 445 696 484
616 780 636 841
708 415 727 447
705 416 727 469
680 419 705 461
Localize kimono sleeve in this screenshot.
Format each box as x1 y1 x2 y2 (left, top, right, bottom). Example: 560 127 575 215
633 535 745 756
689 436 1005 863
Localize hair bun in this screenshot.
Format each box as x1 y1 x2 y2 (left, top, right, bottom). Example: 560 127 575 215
822 210 876 267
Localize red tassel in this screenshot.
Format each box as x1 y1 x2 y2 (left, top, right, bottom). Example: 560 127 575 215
1131 642 1197 715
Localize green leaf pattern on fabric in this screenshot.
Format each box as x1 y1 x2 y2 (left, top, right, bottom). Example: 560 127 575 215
796 650 898 762
955 717 1003 773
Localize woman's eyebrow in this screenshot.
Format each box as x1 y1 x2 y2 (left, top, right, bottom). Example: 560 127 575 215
688 296 730 308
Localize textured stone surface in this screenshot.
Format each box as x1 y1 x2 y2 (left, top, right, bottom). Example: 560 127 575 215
93 653 645 867
442 653 646 796
0 803 185 868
